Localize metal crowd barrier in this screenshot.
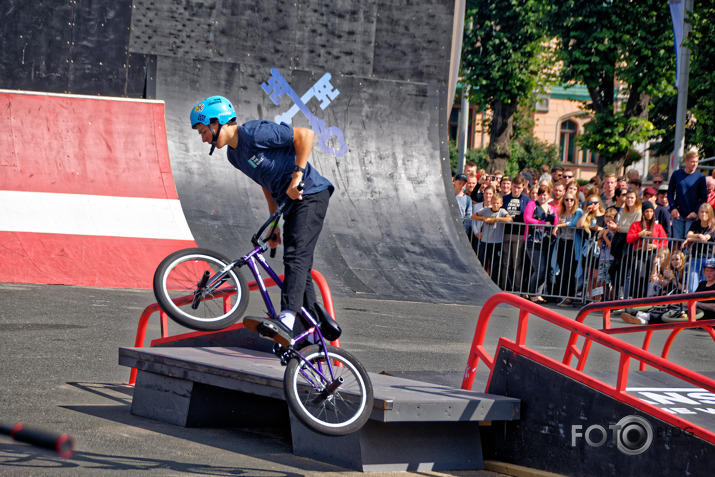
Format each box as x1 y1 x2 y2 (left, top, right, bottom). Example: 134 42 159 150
465 220 712 306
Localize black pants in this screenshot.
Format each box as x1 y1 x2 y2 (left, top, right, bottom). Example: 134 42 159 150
281 189 331 324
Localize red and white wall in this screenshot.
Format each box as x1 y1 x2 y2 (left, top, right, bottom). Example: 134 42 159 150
0 90 197 288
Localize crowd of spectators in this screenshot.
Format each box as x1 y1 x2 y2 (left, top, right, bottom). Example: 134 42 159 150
452 151 715 313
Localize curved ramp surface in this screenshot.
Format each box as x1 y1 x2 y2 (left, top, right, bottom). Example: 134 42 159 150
0 90 196 288
140 0 497 304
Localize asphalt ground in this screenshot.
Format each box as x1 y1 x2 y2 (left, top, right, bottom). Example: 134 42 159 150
1 282 713 476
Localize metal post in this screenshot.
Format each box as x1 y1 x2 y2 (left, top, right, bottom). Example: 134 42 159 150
457 91 469 173
671 0 694 176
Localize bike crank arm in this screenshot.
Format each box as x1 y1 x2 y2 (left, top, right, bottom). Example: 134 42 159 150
311 376 344 405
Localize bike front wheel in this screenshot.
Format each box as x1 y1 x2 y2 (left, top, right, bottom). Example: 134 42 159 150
284 345 373 436
153 248 249 331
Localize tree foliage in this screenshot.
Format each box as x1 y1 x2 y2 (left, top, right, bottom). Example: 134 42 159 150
460 0 551 172
685 0 715 157
545 0 675 174
649 0 715 159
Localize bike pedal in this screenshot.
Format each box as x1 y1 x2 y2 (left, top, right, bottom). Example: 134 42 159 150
243 316 292 347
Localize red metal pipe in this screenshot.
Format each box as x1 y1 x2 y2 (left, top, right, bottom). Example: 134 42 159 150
462 292 715 396
127 269 338 386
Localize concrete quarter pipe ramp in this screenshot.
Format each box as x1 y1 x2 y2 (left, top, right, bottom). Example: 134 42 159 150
137 0 497 304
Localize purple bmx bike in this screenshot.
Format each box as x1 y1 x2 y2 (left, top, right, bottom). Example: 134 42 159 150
152 198 373 436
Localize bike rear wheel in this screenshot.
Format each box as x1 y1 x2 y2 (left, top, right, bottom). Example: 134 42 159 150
153 248 249 331
284 345 373 436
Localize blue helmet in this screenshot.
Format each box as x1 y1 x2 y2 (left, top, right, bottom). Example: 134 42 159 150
190 96 236 128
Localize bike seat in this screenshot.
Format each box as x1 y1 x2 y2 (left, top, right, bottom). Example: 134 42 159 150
315 303 342 341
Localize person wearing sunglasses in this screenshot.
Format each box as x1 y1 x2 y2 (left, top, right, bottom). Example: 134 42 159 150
577 195 607 301
553 192 584 305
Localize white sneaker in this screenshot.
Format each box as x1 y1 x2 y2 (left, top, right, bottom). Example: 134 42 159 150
621 312 647 325
278 310 296 330
636 311 650 322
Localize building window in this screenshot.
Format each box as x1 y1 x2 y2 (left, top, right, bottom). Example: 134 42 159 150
449 104 480 149
559 120 578 164
449 108 460 143
583 149 599 165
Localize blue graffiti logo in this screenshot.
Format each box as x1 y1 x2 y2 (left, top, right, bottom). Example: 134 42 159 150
261 68 347 157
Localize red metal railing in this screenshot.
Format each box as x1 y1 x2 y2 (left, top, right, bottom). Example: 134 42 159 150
566 291 715 371
461 292 715 445
127 269 337 385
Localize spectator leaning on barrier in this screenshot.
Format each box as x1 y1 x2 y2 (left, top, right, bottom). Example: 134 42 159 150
523 186 559 303
608 190 642 296
473 193 512 284
626 201 667 298
596 207 618 301
552 191 584 305
501 174 531 292
471 185 495 253
682 203 715 292
668 150 707 239
577 194 607 300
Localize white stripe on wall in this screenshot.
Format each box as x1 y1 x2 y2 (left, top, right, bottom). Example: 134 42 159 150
0 191 195 241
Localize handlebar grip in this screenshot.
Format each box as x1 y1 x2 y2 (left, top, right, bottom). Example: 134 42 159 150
2 422 74 458
270 248 277 258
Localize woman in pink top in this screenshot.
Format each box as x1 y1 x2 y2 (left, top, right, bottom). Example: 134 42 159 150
523 185 559 303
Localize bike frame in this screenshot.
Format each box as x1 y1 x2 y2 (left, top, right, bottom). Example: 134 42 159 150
200 199 340 386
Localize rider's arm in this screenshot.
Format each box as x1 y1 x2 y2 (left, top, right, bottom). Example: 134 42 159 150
263 188 279 214
288 127 314 200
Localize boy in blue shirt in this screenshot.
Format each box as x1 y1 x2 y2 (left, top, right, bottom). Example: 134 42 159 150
190 96 334 342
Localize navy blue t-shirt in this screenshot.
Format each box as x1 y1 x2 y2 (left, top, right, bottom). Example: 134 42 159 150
226 120 333 204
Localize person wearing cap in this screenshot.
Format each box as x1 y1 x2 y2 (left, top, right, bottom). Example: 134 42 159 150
626 201 667 298
654 184 672 237
695 258 715 320
189 95 334 341
642 186 658 206
453 173 473 237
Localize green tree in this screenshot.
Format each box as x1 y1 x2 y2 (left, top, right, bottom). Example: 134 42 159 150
685 0 715 157
546 0 676 175
460 0 551 173
651 0 715 159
